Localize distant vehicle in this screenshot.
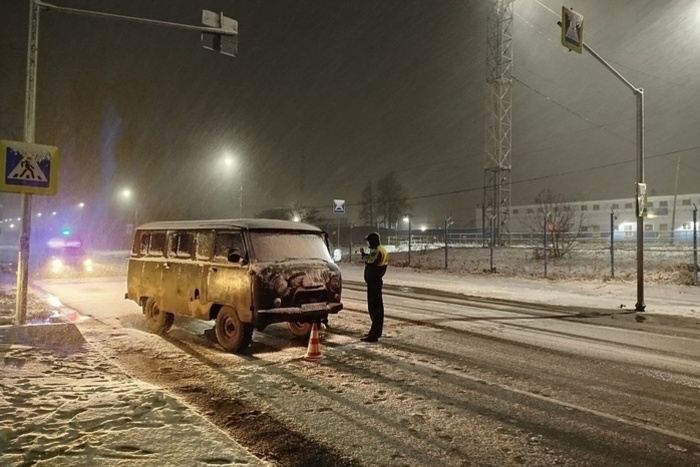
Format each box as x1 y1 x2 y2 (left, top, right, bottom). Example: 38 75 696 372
125 219 343 353
43 236 93 275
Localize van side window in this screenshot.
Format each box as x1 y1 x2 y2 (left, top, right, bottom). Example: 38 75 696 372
214 232 244 262
169 232 194 259
135 232 148 256
148 232 166 257
196 231 214 260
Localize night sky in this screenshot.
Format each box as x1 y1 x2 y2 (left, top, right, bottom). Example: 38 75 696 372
0 0 698 243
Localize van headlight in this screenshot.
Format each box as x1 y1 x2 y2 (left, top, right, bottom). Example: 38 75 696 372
272 275 288 296
83 259 93 272
328 274 341 293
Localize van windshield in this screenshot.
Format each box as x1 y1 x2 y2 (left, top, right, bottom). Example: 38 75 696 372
249 231 332 263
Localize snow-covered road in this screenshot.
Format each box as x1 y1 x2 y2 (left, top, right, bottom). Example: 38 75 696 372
25 271 700 467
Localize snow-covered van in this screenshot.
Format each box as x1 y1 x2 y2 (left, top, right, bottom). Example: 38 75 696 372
125 219 343 353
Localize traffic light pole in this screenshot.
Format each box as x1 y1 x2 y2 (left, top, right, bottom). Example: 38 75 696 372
581 42 646 311
34 0 237 38
14 0 237 325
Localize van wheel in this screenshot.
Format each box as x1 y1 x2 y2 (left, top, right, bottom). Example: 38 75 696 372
144 298 174 335
287 322 312 338
215 306 253 352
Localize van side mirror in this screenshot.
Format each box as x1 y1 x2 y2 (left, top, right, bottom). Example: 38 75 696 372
228 248 242 263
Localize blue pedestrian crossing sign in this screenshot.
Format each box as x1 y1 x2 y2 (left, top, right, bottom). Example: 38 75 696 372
0 140 59 195
333 199 345 215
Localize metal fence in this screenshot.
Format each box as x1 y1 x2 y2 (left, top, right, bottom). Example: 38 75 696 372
341 229 699 286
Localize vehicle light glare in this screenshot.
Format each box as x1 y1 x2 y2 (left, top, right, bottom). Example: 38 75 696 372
51 258 63 273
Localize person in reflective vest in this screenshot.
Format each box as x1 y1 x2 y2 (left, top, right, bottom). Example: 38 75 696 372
359 232 389 342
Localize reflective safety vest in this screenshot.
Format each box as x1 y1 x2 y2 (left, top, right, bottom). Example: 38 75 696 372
364 245 389 267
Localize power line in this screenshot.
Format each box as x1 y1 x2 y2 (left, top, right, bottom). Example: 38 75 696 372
513 77 634 146
310 145 700 211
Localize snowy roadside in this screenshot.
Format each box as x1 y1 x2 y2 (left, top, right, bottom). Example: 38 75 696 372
339 264 700 320
0 324 269 466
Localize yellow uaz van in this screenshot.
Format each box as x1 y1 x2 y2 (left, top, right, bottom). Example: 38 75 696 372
125 219 343 353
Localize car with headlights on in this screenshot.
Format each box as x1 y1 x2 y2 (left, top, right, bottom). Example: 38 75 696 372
44 236 94 276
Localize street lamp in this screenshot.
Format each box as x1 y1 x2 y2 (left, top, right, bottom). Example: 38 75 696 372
403 216 412 266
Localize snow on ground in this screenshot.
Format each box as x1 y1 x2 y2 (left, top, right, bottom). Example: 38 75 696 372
0 325 269 466
1 247 698 466
342 244 700 319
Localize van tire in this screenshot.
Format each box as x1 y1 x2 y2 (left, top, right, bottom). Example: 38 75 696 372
215 306 253 352
144 298 174 335
287 322 312 338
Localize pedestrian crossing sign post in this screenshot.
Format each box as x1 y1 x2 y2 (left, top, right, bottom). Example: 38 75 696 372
0 140 59 195
333 199 345 215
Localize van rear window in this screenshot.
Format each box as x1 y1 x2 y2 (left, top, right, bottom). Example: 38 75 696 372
135 232 148 256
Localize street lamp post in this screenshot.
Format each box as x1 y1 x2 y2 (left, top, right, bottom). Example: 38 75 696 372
403 216 411 266
223 154 243 218
121 188 138 229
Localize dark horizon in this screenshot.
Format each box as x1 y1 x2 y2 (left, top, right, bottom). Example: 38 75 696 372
1 0 698 244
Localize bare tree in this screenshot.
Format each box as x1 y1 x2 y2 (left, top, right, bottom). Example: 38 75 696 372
359 181 377 227
376 172 409 229
523 189 585 258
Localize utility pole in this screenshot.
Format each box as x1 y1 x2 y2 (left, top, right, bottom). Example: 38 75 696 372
482 0 513 247
670 155 680 245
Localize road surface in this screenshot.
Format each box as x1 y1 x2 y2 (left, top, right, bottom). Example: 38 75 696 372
35 275 700 467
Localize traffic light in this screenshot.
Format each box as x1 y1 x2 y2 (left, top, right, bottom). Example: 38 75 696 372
201 10 238 57
561 7 584 54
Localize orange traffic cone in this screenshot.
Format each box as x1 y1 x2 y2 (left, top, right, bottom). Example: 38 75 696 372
304 323 322 362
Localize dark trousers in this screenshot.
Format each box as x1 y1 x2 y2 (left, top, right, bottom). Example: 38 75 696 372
366 279 384 338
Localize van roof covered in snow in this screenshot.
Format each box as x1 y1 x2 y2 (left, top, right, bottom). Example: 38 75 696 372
136 218 322 233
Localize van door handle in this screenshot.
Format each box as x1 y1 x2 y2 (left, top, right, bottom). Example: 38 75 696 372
210 267 218 273
163 262 170 270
